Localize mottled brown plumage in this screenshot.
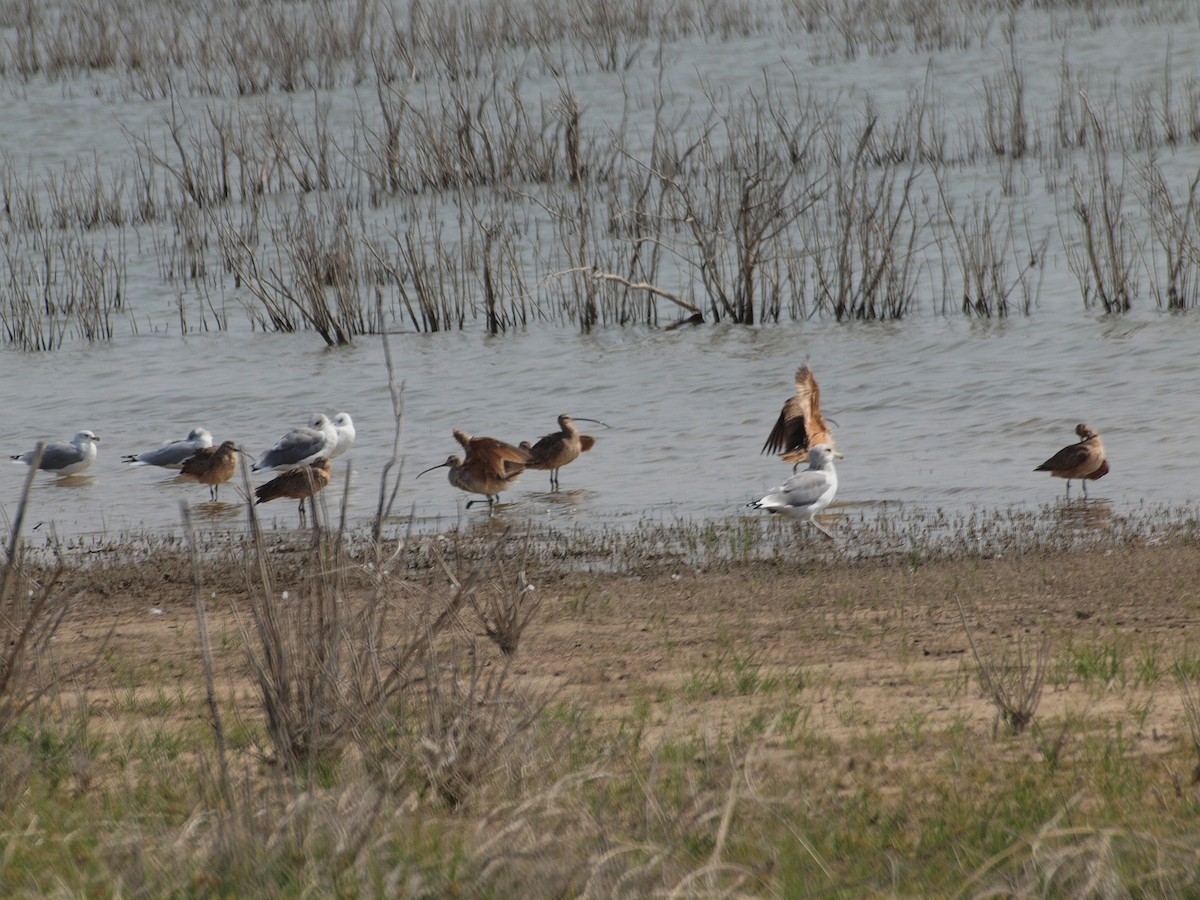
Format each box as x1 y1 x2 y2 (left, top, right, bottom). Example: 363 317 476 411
254 457 331 525
522 414 606 490
762 366 835 470
418 429 533 512
180 440 238 502
1035 424 1108 498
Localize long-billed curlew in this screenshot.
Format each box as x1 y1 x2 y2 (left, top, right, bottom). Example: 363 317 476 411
748 443 842 541
122 427 213 469
418 428 532 512
762 366 835 471
1035 423 1108 499
11 431 100 476
180 440 239 502
255 457 331 526
252 414 337 471
521 413 608 490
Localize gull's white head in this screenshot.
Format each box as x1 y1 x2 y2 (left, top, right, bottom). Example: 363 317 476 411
329 413 355 457
806 443 841 469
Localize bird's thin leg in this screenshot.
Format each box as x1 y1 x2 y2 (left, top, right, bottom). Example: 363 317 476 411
298 499 307 528
1082 480 1089 499
810 518 837 542
1064 480 1072 500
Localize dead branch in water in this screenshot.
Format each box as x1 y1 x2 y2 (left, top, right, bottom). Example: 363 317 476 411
575 266 702 318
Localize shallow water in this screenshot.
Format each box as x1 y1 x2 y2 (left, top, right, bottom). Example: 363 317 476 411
2 3 1199 541
2 306 1196 541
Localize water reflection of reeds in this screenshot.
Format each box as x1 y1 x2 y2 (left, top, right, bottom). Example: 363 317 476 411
1052 499 1114 534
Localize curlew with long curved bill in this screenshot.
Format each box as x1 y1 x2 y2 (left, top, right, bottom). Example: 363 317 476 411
748 443 842 541
762 365 835 471
255 457 331 526
521 414 609 490
12 430 100 476
180 440 239 502
418 428 532 512
1035 423 1108 499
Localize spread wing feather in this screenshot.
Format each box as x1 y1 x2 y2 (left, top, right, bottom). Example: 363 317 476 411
762 366 832 457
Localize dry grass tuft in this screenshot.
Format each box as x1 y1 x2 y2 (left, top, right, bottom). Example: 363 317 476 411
957 595 1050 736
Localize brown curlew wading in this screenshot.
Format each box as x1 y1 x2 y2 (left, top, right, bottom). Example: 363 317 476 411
521 413 608 490
418 428 533 513
1035 423 1108 499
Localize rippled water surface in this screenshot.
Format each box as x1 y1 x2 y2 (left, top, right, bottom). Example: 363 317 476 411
3 309 1197 541
2 4 1199 541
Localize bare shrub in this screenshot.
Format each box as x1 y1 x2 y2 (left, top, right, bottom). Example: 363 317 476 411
0 224 126 350
981 13 1029 160
239 450 523 775
1062 94 1142 313
956 596 1049 736
808 118 922 320
415 639 546 808
932 169 1046 317
437 535 542 657
649 86 821 324
1140 160 1200 310
0 450 102 735
217 196 378 344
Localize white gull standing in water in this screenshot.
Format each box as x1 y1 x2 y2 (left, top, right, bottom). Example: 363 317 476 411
11 430 101 476
252 414 338 471
329 412 355 459
122 427 213 469
747 443 842 540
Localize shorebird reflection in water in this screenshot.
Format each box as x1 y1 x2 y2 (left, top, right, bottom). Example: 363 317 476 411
180 440 239 502
255 457 331 526
748 443 842 541
762 366 835 472
1035 423 1108 499
521 413 608 490
418 428 532 513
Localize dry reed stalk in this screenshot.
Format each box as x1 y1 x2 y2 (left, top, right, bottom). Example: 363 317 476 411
372 320 405 543
0 445 108 734
932 165 1045 317
808 117 922 320
1140 161 1200 310
1062 94 1141 313
180 502 231 806
981 13 1029 160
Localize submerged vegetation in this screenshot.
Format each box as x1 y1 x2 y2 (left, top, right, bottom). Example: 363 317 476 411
1 0 1200 347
